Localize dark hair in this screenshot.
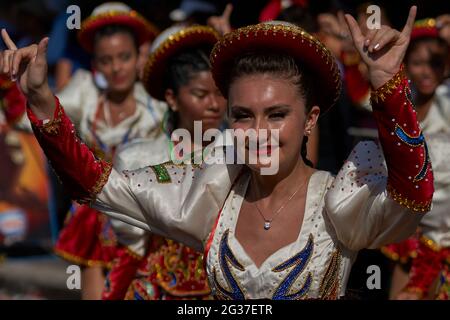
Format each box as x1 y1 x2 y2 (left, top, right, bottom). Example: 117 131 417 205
229 52 315 167
93 24 139 54
164 47 212 129
405 36 449 67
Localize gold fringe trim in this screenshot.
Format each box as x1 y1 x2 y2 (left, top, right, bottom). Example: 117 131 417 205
386 184 431 213
125 246 144 260
420 235 440 252
40 105 63 135
370 66 406 104
90 161 113 196
54 248 113 269
403 286 425 299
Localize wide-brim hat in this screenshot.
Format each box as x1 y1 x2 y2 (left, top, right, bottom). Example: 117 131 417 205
210 22 342 113
411 18 439 41
78 2 159 53
143 25 220 100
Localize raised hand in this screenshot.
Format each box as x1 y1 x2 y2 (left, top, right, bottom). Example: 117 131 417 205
344 6 417 89
207 3 233 36
0 29 54 119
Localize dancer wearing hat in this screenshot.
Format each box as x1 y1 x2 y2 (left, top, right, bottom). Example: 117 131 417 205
27 2 164 299
379 18 450 299
104 25 226 300
1 6 436 299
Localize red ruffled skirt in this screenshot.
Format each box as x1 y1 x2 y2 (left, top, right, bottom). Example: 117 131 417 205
54 204 117 268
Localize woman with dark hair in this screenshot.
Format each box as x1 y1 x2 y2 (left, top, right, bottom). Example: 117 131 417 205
35 3 164 299
0 6 435 299
105 25 226 300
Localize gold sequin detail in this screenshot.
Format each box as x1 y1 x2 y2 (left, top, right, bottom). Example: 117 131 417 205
370 66 406 104
386 183 431 213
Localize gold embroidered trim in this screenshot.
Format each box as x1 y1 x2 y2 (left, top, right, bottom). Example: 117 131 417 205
370 66 406 104
319 248 341 300
420 235 440 252
143 26 220 98
210 23 342 109
40 106 63 135
79 10 158 44
89 161 113 196
125 246 144 260
54 248 113 269
386 183 431 213
380 246 417 264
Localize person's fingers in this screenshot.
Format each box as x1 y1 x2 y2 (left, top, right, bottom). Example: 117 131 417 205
2 50 13 74
337 11 349 35
222 3 233 20
344 14 364 46
1 29 18 50
369 29 400 53
401 6 417 37
364 29 378 48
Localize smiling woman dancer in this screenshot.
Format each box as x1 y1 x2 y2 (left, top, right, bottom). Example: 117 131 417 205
0 6 435 299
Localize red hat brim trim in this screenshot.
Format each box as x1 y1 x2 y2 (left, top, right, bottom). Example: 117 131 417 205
143 26 220 100
78 11 159 53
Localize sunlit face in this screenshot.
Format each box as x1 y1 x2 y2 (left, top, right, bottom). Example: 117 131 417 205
228 74 319 174
93 32 138 93
166 70 227 134
406 40 448 97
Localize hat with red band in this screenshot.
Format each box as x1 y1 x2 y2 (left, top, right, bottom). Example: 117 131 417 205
143 25 220 100
78 2 159 53
210 22 342 113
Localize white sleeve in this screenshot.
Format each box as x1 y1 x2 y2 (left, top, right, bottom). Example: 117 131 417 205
93 160 241 252
325 141 423 251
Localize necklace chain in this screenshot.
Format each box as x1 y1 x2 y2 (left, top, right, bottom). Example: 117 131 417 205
251 174 308 230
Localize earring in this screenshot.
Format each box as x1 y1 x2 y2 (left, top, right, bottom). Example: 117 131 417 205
305 129 311 136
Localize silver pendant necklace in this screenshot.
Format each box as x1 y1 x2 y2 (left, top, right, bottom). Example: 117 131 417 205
251 176 307 230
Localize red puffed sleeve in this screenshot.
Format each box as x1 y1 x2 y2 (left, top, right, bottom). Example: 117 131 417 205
371 66 434 213
27 96 112 203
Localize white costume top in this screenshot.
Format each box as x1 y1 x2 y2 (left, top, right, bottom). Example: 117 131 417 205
418 133 450 249
56 69 167 152
109 135 171 256
417 89 450 249
91 138 422 299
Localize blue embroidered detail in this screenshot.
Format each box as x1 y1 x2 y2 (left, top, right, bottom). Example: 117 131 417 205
134 290 144 300
213 230 245 300
272 234 314 300
394 124 430 182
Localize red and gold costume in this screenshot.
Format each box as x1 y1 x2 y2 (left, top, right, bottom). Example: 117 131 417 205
106 25 220 300
53 3 164 288
381 21 450 294
27 23 433 299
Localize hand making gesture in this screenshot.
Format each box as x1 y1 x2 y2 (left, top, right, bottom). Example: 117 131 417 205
0 29 54 119
344 6 417 89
